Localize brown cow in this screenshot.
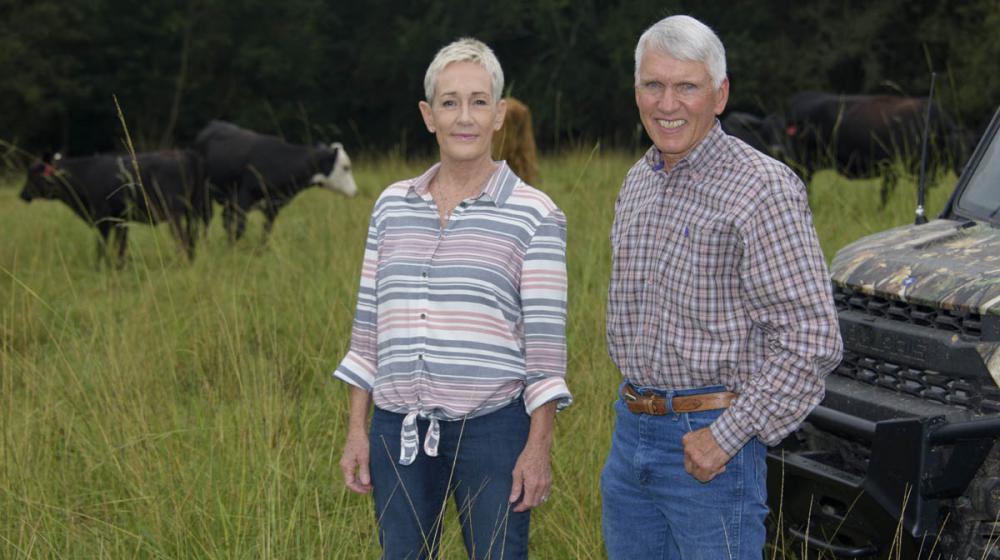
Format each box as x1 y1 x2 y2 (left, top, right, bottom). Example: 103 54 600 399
492 97 538 185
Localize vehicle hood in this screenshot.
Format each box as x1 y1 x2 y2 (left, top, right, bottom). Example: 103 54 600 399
831 219 1000 315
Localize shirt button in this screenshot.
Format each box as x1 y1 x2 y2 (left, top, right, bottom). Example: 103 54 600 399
418 353 424 360
422 272 428 278
420 313 426 319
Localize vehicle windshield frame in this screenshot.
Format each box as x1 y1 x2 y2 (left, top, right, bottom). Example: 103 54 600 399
945 107 1000 226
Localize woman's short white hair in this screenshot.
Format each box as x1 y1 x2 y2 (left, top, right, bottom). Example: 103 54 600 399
424 38 504 104
634 15 727 89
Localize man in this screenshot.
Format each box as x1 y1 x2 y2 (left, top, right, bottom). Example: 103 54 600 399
601 15 843 559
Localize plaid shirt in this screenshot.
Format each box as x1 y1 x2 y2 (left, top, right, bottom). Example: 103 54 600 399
607 123 843 455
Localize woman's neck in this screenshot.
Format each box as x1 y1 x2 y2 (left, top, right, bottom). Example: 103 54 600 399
434 157 497 196
430 157 497 227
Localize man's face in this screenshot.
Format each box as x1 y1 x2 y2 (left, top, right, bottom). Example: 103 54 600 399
635 51 729 169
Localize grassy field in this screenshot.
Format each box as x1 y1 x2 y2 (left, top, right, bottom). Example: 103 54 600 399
0 150 957 559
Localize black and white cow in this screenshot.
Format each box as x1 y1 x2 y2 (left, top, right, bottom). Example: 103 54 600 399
20 150 210 265
194 120 358 241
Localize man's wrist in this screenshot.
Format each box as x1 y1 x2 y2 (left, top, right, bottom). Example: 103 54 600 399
710 410 754 456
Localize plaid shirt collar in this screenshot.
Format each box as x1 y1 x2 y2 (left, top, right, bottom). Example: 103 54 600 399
408 161 517 207
643 120 726 176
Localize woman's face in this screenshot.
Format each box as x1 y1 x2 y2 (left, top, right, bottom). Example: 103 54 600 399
419 61 506 165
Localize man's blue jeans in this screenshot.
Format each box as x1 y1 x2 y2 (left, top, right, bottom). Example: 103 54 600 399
369 400 530 560
601 383 768 559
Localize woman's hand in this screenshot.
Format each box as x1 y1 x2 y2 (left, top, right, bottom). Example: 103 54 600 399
510 441 552 512
509 401 557 512
339 428 373 493
340 386 374 494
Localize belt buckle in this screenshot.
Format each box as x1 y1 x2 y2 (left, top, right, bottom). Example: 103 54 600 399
622 385 637 401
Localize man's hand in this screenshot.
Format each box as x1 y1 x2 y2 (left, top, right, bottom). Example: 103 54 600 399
339 429 373 493
509 442 552 512
682 427 731 483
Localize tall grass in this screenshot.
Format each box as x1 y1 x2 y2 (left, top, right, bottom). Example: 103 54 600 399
0 151 957 558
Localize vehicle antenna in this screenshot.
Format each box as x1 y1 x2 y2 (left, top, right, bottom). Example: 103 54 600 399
915 72 936 225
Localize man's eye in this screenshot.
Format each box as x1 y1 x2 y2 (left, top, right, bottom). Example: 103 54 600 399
679 83 698 92
441 99 457 107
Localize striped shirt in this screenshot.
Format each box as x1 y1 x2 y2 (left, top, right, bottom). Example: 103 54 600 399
607 123 843 456
335 161 571 464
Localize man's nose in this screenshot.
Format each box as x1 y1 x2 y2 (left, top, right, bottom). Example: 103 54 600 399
656 89 680 112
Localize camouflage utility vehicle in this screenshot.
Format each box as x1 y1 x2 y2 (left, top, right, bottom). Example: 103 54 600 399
770 106 1000 559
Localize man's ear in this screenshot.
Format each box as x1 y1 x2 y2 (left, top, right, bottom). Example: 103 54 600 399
714 77 730 116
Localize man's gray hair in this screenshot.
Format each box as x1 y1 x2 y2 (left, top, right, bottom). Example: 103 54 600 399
424 38 504 104
634 15 727 89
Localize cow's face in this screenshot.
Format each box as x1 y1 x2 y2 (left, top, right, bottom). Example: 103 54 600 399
312 142 358 197
20 154 63 202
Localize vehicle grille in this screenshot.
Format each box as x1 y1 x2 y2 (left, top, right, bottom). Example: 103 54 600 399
836 351 1000 415
833 284 983 341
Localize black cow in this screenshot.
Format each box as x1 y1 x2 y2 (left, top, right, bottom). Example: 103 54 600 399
721 111 789 160
194 120 358 242
784 92 971 202
20 150 209 265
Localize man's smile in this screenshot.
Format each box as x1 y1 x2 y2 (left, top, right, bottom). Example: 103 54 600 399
657 119 686 129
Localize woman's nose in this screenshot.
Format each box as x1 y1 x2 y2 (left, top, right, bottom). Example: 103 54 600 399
457 102 474 123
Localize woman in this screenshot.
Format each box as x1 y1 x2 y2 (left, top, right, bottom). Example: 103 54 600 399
335 38 571 559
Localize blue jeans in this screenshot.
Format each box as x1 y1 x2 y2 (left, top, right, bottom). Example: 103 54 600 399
369 400 531 560
601 383 768 560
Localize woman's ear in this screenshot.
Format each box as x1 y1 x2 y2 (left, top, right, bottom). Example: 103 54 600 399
418 100 436 133
494 98 507 131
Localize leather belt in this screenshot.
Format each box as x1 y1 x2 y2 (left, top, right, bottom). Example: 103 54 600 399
622 384 737 415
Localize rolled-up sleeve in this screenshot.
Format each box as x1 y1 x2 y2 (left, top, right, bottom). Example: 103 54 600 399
521 209 573 414
710 178 843 456
333 212 380 391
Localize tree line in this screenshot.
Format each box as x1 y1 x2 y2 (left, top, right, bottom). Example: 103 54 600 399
1 0 997 158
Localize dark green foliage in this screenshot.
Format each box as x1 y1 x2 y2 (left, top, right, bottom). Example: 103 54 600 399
0 0 996 157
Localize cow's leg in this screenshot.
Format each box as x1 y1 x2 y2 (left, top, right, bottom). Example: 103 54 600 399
879 165 897 209
114 225 128 269
96 222 113 268
222 191 240 243
231 187 256 241
261 200 284 243
183 212 198 260
168 213 195 260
